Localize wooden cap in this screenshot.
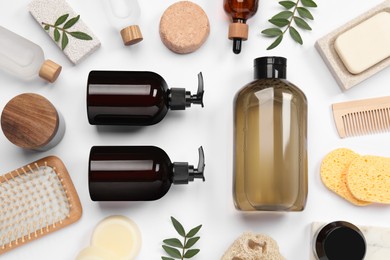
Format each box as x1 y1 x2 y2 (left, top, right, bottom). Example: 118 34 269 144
228 23 249 40
38 59 62 83
1 93 60 150
159 1 210 54
120 25 143 46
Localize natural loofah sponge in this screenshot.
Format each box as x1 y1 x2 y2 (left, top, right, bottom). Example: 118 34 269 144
320 148 371 206
221 232 284 260
347 155 390 204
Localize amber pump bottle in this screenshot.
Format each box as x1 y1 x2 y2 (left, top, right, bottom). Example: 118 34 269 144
87 71 204 126
224 0 259 54
88 146 205 201
233 57 308 211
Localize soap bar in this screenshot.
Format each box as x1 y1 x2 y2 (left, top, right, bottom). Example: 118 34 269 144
29 0 101 64
77 246 118 260
335 12 390 74
91 216 141 260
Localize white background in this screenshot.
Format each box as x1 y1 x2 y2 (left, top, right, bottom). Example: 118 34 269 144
1 0 390 259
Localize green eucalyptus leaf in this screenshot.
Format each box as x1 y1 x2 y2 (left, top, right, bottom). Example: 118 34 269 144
171 217 185 237
185 237 200 249
267 35 283 50
268 18 289 27
44 25 50 30
294 16 312 30
289 26 303 44
186 225 202 238
54 14 69 26
69 31 92 40
278 1 296 9
261 28 283 37
63 15 80 29
61 31 69 50
54 28 60 42
163 238 184 248
297 7 314 20
183 249 200 258
161 257 175 260
272 11 293 20
162 245 182 258
301 0 317 8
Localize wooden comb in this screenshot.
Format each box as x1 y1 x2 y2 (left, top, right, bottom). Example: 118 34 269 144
332 96 390 138
0 156 82 255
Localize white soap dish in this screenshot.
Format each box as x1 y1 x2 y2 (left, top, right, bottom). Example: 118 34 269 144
315 0 390 91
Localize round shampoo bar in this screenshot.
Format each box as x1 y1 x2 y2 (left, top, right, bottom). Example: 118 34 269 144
314 221 366 260
1 93 65 151
334 11 390 74
91 215 141 260
159 1 210 54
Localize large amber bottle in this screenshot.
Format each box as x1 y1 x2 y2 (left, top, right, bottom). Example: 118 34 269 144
233 57 308 211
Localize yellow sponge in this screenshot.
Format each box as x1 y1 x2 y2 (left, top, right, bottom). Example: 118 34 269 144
347 155 390 204
320 148 371 206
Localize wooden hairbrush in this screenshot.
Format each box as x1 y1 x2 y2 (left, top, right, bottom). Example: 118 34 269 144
0 156 82 255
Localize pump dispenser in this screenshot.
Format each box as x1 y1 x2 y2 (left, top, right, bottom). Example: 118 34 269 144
87 71 204 126
88 146 205 201
224 0 259 54
0 26 61 83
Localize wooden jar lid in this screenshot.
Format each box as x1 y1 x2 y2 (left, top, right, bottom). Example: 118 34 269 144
120 25 143 46
38 59 62 83
1 93 59 150
228 23 249 40
159 1 210 54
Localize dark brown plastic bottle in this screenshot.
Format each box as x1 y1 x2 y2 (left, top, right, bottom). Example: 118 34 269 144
89 146 205 201
87 71 204 126
224 0 259 54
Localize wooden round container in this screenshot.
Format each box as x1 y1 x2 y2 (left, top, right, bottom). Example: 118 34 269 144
1 93 66 151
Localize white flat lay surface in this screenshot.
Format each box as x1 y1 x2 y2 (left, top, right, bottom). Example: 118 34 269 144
0 0 390 259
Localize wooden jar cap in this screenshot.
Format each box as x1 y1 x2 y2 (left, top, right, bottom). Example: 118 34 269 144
38 59 62 83
159 1 210 54
228 23 249 40
1 93 59 150
120 25 143 46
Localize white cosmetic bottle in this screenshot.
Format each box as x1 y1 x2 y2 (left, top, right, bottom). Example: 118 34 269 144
0 26 61 83
102 0 143 46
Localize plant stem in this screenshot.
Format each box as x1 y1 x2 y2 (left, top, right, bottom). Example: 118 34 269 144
282 0 300 34
41 22 67 33
182 236 187 260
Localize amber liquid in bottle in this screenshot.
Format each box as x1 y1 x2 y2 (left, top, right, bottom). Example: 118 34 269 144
223 0 259 54
233 57 308 211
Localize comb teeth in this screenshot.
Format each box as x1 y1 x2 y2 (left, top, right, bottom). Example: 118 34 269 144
333 96 390 138
0 156 81 255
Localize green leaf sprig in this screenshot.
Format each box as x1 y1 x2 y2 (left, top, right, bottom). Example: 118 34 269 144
161 217 202 260
42 14 92 50
261 0 317 50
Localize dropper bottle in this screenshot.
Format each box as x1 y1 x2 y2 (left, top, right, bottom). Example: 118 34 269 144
88 146 205 201
0 26 61 82
87 71 204 126
224 0 259 54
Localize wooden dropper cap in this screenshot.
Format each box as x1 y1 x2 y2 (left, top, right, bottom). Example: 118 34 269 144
120 25 143 46
1 93 60 150
228 22 249 40
38 59 62 83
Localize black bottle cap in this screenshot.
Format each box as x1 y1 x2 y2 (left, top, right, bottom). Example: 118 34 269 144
173 146 205 184
254 56 287 79
169 72 204 110
314 221 366 260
